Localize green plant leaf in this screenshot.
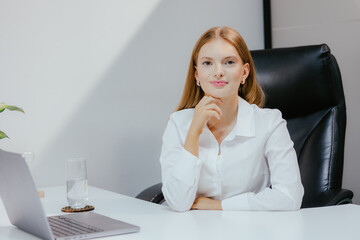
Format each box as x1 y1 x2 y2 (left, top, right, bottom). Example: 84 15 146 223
0 103 25 113
0 130 9 139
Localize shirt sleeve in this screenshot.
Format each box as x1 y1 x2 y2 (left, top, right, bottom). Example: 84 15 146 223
221 110 304 211
160 115 203 212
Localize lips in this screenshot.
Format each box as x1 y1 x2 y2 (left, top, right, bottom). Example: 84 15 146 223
210 80 227 87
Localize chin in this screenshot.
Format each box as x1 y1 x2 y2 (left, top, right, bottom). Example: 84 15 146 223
203 89 235 99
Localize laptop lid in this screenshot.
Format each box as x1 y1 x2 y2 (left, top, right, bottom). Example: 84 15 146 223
0 150 140 240
0 149 54 240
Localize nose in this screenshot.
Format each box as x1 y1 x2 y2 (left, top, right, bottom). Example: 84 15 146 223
213 64 224 78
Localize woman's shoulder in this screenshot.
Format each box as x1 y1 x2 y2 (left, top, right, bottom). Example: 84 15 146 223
253 105 282 116
169 108 195 120
162 109 194 141
251 104 284 126
168 108 195 128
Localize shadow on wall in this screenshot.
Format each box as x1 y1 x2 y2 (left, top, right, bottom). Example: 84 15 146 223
37 0 263 197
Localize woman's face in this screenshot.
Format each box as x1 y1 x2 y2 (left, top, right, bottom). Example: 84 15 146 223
195 39 249 100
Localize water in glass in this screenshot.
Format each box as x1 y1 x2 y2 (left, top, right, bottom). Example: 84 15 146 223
67 178 88 209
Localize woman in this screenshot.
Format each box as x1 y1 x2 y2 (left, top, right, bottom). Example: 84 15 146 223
160 26 304 212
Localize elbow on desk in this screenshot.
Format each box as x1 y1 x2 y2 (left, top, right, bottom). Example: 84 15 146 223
283 198 302 211
278 189 304 211
262 197 302 211
270 183 304 211
167 202 192 212
257 188 303 211
164 195 192 212
292 185 305 210
162 187 193 212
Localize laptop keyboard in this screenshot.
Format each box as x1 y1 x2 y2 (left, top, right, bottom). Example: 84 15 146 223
48 215 104 237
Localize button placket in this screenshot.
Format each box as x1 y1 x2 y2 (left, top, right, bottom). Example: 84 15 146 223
216 154 223 197
218 142 226 196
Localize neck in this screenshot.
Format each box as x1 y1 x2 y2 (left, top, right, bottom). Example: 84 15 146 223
207 94 238 129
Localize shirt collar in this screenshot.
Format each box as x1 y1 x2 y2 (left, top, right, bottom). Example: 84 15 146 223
232 96 255 138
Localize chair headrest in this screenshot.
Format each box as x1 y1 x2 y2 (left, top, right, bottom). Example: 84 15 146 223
251 44 345 119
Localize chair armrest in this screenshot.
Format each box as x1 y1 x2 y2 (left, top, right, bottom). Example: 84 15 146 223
301 188 354 208
135 183 164 204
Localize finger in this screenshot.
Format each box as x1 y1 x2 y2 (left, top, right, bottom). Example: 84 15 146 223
198 96 213 106
191 202 201 210
204 95 224 104
199 95 223 106
208 111 221 120
191 200 198 210
205 103 222 117
204 97 223 106
205 108 221 121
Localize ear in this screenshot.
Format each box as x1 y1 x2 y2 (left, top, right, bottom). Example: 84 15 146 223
243 63 250 79
195 66 199 81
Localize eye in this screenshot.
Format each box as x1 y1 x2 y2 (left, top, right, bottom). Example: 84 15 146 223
202 61 212 66
225 60 235 65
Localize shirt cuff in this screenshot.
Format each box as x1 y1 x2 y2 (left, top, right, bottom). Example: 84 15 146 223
221 193 251 211
171 148 203 186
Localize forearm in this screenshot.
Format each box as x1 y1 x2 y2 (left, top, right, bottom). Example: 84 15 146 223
191 196 223 210
161 145 203 212
221 184 303 211
184 128 200 157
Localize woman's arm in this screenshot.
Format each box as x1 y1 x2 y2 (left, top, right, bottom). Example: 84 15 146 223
161 96 223 212
160 117 201 212
221 112 304 211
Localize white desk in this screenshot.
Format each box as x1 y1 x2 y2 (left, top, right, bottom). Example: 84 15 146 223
1 186 359 240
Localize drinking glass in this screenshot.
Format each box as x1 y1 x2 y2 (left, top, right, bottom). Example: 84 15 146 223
67 158 88 209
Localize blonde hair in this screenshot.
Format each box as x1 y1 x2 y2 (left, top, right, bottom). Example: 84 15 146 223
176 26 265 111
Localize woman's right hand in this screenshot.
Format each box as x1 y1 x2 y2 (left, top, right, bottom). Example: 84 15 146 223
189 95 223 136
184 96 223 157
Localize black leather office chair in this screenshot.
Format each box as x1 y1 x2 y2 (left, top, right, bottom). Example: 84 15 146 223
136 44 353 208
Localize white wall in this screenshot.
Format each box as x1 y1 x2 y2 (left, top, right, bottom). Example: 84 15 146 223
0 0 264 197
272 0 360 203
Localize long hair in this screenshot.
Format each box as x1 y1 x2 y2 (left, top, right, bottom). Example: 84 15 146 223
176 26 265 111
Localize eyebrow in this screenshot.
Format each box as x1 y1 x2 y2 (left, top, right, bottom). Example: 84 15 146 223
200 56 239 60
199 57 212 60
224 56 238 59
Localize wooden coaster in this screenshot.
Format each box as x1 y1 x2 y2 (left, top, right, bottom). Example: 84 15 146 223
61 205 95 213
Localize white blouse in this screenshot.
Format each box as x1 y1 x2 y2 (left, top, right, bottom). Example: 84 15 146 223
160 96 304 212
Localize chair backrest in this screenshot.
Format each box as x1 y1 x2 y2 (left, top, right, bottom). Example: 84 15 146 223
250 44 346 207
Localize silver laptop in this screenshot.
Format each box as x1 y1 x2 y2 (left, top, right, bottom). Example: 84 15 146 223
0 149 140 240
